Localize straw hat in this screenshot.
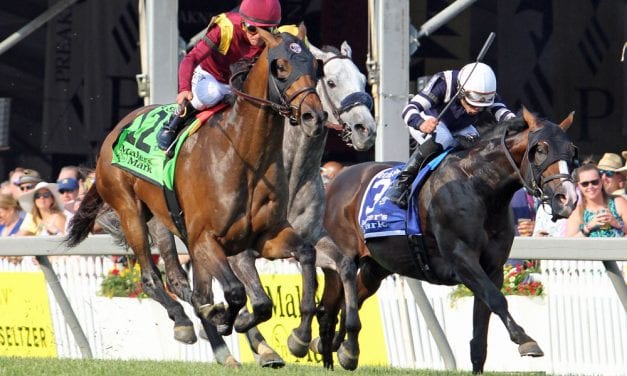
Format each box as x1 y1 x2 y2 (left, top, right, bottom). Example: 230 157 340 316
597 153 626 172
18 182 65 214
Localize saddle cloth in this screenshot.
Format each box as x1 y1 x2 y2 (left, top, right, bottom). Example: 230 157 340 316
357 150 451 239
111 103 227 190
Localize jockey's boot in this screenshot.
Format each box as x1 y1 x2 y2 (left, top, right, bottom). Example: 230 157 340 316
157 102 196 155
386 138 442 209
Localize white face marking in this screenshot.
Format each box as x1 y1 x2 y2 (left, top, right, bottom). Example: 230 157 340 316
558 160 569 176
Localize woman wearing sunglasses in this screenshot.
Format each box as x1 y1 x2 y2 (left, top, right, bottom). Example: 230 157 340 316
567 164 627 237
156 0 282 152
386 62 516 208
17 182 66 236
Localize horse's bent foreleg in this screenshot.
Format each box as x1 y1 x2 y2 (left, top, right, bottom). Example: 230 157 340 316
148 218 196 343
228 251 285 367
189 268 240 368
244 327 286 368
229 250 273 333
191 236 246 336
258 225 317 358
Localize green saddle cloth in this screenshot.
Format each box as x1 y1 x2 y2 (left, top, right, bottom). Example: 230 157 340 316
111 104 193 191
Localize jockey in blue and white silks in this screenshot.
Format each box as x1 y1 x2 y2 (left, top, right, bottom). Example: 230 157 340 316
386 62 516 208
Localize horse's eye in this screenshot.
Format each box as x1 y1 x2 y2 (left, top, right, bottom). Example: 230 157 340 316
532 143 548 165
326 80 336 88
275 61 290 81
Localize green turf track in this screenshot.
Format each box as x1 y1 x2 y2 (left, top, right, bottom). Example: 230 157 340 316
0 358 547 376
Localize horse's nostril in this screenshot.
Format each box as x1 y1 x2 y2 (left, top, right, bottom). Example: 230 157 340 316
302 112 314 123
322 111 329 121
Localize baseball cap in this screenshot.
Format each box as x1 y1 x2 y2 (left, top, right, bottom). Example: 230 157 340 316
57 178 79 192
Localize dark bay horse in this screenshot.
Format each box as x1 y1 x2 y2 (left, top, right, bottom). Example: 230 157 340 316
115 41 376 368
66 28 325 347
317 108 578 373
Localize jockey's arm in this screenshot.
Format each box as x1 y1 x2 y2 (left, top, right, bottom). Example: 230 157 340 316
401 74 446 131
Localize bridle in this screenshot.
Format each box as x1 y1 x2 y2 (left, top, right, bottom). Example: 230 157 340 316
319 54 373 145
500 125 574 205
228 40 319 125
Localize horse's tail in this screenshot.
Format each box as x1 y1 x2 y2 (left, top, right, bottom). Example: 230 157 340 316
64 185 104 247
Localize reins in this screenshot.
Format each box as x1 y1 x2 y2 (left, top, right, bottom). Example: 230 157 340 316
500 128 541 198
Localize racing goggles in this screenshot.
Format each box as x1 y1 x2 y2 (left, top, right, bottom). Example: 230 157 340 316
462 90 495 107
242 22 277 35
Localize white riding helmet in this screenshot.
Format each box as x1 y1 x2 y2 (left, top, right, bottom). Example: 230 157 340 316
458 62 496 107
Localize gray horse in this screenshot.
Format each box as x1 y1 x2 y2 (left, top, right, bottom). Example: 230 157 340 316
100 41 376 369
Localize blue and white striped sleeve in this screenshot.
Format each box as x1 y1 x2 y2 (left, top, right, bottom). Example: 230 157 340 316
401 74 443 129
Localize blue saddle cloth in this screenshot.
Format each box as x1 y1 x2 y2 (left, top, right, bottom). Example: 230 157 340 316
358 150 451 239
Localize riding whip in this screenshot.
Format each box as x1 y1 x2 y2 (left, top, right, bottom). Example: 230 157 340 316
435 32 496 121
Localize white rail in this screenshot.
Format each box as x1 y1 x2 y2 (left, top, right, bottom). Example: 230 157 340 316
1 235 626 374
1 235 626 259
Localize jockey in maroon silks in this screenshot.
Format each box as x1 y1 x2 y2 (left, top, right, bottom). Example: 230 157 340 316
386 62 516 208
157 0 282 152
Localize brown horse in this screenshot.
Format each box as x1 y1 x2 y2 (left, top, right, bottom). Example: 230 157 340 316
316 108 579 373
66 27 325 346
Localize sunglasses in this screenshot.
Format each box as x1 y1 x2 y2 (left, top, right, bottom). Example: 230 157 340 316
59 189 76 194
241 22 276 35
34 191 53 199
20 185 34 192
579 179 600 188
599 170 616 178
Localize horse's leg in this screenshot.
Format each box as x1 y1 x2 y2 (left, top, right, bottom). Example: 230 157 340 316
244 327 286 368
147 218 196 343
313 235 360 370
228 250 285 367
258 224 317 358
229 250 273 332
454 252 543 373
469 267 501 374
191 235 247 336
115 205 190 341
189 267 241 369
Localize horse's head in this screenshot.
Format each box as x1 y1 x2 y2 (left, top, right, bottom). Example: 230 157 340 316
257 26 326 137
309 42 377 151
517 107 579 220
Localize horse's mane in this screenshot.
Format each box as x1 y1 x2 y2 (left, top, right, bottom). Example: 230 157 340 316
478 114 527 141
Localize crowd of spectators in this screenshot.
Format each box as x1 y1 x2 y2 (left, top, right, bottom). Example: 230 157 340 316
510 150 627 239
0 165 97 265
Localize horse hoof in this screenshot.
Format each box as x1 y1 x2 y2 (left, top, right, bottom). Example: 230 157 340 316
223 355 241 369
258 351 286 368
309 337 322 354
338 342 359 370
173 324 197 344
519 341 544 357
288 332 310 358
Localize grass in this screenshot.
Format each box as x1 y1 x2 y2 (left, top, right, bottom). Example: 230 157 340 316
0 358 547 376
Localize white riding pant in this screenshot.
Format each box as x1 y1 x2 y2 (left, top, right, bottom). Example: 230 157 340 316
407 122 479 149
190 66 232 110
